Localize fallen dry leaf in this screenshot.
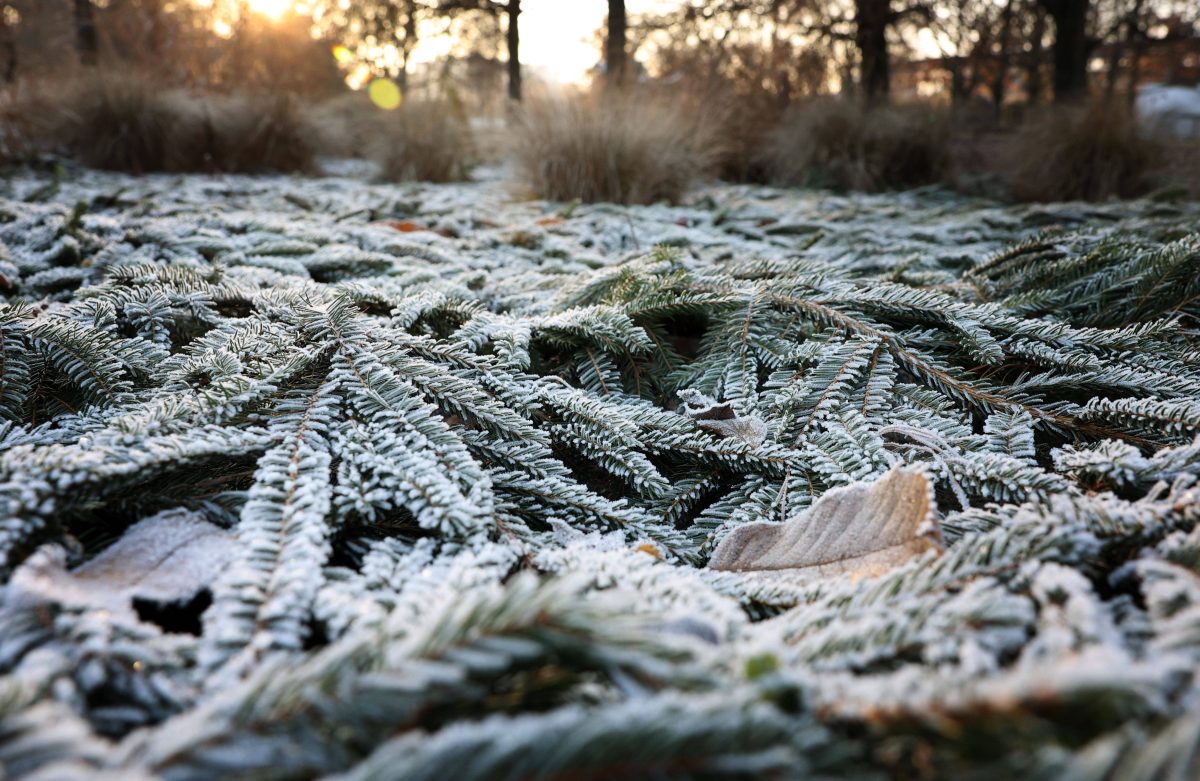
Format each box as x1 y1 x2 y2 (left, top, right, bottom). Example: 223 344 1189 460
384 220 428 233
636 542 664 560
7 510 234 618
679 389 769 448
707 466 943 578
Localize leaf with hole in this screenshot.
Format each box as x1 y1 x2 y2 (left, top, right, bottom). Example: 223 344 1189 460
7 510 234 623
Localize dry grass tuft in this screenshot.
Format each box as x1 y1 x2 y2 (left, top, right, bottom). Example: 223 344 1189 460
513 95 717 205
0 80 57 166
764 98 951 192
309 92 383 159
674 86 785 184
25 70 317 174
46 72 202 173
1006 101 1163 202
205 93 318 175
311 94 476 182
1158 140 1200 200
370 101 475 183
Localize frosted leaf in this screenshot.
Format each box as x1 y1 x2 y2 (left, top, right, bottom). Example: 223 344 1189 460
7 509 233 619
678 389 769 448
707 466 943 578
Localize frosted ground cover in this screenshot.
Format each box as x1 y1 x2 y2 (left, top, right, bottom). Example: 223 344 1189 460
0 167 1198 779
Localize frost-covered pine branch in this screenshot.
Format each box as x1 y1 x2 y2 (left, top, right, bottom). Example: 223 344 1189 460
0 170 1197 779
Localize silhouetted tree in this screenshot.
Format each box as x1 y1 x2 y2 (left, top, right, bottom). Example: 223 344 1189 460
637 1 837 102
436 0 522 101
607 0 628 87
1037 0 1091 101
0 4 16 82
854 0 891 97
992 0 1016 110
1026 1 1047 102
505 0 520 100
72 0 97 66
309 0 423 89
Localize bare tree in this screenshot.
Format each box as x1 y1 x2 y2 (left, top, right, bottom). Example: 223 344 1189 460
923 0 987 104
808 0 934 100
1026 1 1047 102
607 0 628 87
309 0 423 90
72 0 97 66
505 0 520 100
637 1 840 100
435 0 523 101
854 0 891 98
1037 0 1091 101
992 0 1016 110
0 4 17 82
1112 0 1144 97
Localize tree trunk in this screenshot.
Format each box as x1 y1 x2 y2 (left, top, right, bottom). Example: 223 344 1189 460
0 9 16 83
1123 0 1145 104
606 0 627 88
399 1 418 94
1127 35 1143 104
148 0 165 57
949 59 967 104
992 0 1014 114
1104 37 1121 98
770 0 791 104
1039 0 1090 102
73 0 99 67
1027 3 1045 103
505 0 521 101
841 59 857 98
855 0 890 100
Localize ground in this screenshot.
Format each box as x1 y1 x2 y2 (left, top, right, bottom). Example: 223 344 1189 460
0 166 1198 780
8 164 1190 290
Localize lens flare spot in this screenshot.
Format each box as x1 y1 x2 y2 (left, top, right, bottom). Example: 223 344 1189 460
368 78 402 111
345 63 372 91
332 45 354 64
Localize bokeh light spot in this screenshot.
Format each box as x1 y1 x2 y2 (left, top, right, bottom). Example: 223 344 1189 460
248 0 292 20
345 63 372 91
368 79 402 111
332 45 354 65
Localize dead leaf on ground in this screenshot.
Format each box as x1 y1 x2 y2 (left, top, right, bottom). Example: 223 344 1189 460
708 466 943 579
7 510 235 620
679 389 770 449
383 220 428 233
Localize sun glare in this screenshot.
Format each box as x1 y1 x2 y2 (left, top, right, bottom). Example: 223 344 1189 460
248 0 293 21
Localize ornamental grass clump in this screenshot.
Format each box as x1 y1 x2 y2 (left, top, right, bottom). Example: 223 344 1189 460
765 97 951 192
1007 100 1164 201
204 92 318 175
38 71 318 174
46 70 205 173
514 94 717 204
371 100 476 183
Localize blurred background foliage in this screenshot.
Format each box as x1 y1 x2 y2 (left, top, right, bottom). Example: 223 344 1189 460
0 0 1196 201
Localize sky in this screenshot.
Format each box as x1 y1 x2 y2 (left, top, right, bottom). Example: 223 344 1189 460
248 0 683 85
514 0 681 84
